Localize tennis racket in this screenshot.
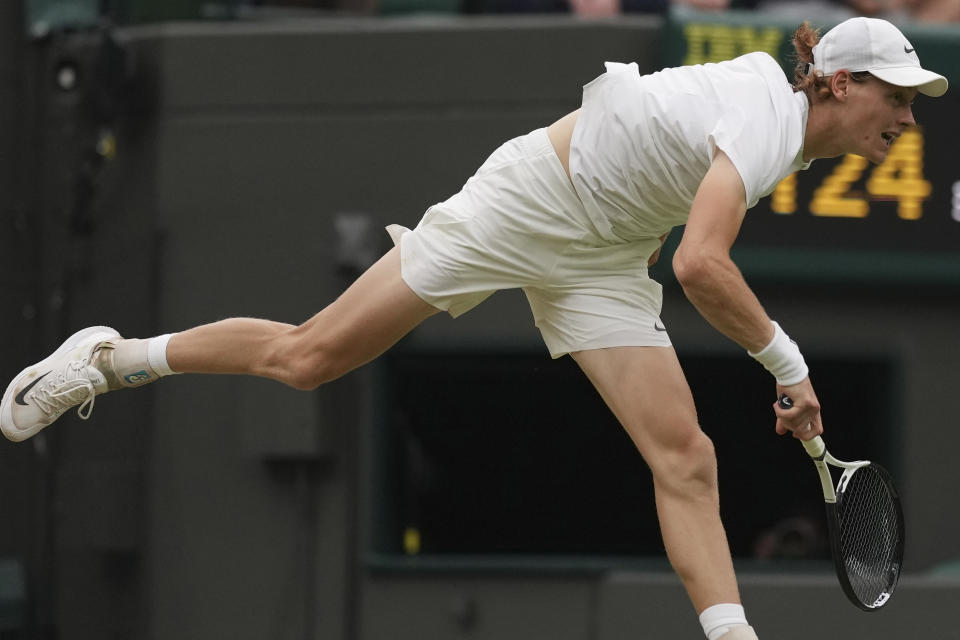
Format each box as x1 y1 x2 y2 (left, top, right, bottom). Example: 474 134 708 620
778 394 905 611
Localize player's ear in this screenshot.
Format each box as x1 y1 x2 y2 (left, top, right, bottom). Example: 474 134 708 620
831 71 850 102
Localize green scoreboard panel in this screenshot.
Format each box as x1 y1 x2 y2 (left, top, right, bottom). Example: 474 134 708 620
664 12 960 285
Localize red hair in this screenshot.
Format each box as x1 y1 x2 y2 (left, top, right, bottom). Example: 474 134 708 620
792 22 831 101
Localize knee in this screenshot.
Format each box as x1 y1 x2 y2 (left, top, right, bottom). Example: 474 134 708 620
269 330 346 391
648 428 718 500
283 353 337 391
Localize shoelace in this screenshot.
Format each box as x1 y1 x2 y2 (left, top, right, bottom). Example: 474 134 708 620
29 359 98 420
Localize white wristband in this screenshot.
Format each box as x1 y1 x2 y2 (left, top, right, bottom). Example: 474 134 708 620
748 321 808 386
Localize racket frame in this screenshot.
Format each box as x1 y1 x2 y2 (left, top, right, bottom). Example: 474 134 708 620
802 434 905 611
801 436 870 504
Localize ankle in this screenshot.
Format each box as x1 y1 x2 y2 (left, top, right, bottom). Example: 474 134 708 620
98 334 178 390
146 334 178 376
700 603 750 640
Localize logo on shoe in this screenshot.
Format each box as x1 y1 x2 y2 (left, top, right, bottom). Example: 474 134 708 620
124 370 152 385
15 371 52 406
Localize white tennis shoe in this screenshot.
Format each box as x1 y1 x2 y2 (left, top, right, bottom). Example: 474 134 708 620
1 326 121 442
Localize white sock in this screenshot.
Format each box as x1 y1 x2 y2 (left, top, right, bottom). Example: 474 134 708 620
103 334 179 389
146 333 179 376
699 603 748 640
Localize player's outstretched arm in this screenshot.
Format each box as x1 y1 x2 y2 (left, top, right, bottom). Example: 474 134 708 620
673 150 822 439
672 150 771 353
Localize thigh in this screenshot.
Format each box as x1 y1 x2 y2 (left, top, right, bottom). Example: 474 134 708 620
296 246 441 371
571 345 701 461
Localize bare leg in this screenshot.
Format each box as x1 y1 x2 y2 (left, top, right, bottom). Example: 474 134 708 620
166 247 440 389
572 345 739 613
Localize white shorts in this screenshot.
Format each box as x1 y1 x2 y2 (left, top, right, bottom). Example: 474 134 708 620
387 127 671 358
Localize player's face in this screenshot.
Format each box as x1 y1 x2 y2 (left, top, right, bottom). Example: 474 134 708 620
845 76 918 164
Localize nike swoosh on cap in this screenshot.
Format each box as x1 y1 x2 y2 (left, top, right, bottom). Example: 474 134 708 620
904 45 915 53
15 371 51 406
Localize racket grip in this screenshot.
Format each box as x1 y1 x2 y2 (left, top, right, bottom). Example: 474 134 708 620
779 395 826 457
802 435 826 458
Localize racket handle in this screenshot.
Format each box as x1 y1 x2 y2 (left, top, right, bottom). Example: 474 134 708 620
802 435 826 458
779 394 826 458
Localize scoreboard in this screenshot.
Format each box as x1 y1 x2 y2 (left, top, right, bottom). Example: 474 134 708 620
664 12 960 284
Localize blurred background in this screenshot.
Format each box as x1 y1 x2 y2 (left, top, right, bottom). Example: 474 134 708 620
1 0 959 638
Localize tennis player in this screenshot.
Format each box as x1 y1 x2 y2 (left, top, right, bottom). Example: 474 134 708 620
2 17 946 640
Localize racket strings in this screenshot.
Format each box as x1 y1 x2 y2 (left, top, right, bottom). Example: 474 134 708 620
835 465 902 608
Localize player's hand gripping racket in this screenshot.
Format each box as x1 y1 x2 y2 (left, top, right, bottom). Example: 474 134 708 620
778 394 905 611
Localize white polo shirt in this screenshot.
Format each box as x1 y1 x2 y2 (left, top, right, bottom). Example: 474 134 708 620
570 52 810 243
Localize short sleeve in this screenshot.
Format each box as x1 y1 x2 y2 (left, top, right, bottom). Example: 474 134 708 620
707 88 781 209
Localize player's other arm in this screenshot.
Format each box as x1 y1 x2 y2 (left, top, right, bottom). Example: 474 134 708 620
673 150 770 352
673 150 822 438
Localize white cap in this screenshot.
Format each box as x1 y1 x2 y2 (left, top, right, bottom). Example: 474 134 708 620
812 17 948 97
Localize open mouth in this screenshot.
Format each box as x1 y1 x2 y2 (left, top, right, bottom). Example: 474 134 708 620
880 131 897 148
